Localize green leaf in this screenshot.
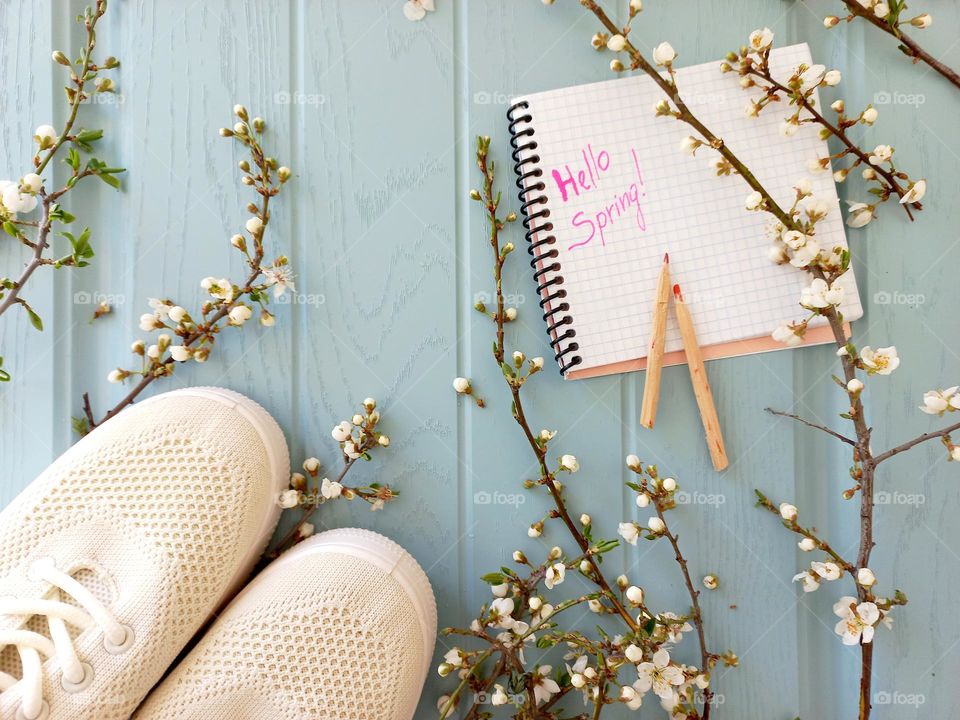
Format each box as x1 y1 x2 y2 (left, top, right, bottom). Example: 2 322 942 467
71 415 90 437
97 172 121 189
66 147 81 171
480 572 506 585
24 304 44 331
2 221 18 237
0 356 9 382
74 128 103 144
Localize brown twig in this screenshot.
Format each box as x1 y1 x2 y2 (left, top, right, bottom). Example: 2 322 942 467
841 0 960 90
765 407 858 446
871 420 960 465
653 499 713 718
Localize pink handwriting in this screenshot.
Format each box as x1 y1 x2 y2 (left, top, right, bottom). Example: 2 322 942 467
567 148 647 250
551 144 611 202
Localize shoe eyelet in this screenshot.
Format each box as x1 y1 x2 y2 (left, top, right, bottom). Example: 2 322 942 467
103 624 135 655
61 661 94 693
16 701 50 720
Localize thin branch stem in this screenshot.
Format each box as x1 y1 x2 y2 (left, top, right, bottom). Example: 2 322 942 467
765 407 858 446
872 420 960 465
842 0 960 90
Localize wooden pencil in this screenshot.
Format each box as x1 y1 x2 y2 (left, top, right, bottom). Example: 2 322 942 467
673 283 729 471
640 253 670 429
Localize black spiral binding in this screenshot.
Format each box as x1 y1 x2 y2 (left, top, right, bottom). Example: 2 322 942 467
506 100 582 375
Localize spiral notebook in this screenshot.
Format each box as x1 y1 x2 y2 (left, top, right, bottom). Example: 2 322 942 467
507 43 862 379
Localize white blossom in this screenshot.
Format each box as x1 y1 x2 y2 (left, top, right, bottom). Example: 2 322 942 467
919 387 959 415
321 477 343 499
278 489 300 508
331 420 353 442
861 107 878 124
607 34 626 52
169 345 192 362
636 648 684 700
34 125 57 147
801 278 843 309
744 191 763 210
559 454 579 472
619 521 641 545
779 502 798 521
857 567 877 587
532 666 561 705
899 179 926 205
228 304 252 325
403 0 435 20
652 41 676 66
544 562 566 589
860 345 900 375
452 376 471 393
846 201 875 228
748 27 774 51
868 144 893 165
834 597 880 645
772 323 803 347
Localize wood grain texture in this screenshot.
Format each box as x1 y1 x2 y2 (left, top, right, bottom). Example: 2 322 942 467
1 1 958 718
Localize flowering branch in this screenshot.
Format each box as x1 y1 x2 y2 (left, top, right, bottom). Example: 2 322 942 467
437 136 731 719
764 407 857 446
562 4 952 718
0 0 122 381
264 397 396 563
75 105 292 435
728 39 922 222
826 1 960 91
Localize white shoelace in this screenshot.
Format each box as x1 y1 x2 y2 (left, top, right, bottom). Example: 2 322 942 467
0 560 127 719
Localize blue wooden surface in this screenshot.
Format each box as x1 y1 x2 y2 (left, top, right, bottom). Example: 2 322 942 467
1 1 959 717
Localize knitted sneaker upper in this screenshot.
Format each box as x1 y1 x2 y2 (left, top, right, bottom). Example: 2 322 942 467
134 529 437 720
0 389 287 720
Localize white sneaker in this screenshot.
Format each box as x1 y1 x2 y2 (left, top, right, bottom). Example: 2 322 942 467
133 528 437 720
0 387 289 720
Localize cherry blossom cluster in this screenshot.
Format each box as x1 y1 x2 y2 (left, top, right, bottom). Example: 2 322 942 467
724 28 926 227
755 492 905 647
0 0 121 382
77 105 292 434
438 135 732 720
267 397 397 560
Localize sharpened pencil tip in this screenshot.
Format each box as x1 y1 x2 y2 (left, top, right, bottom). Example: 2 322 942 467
673 283 683 301
663 252 669 263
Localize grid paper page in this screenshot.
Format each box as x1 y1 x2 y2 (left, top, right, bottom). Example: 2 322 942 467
513 44 862 374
